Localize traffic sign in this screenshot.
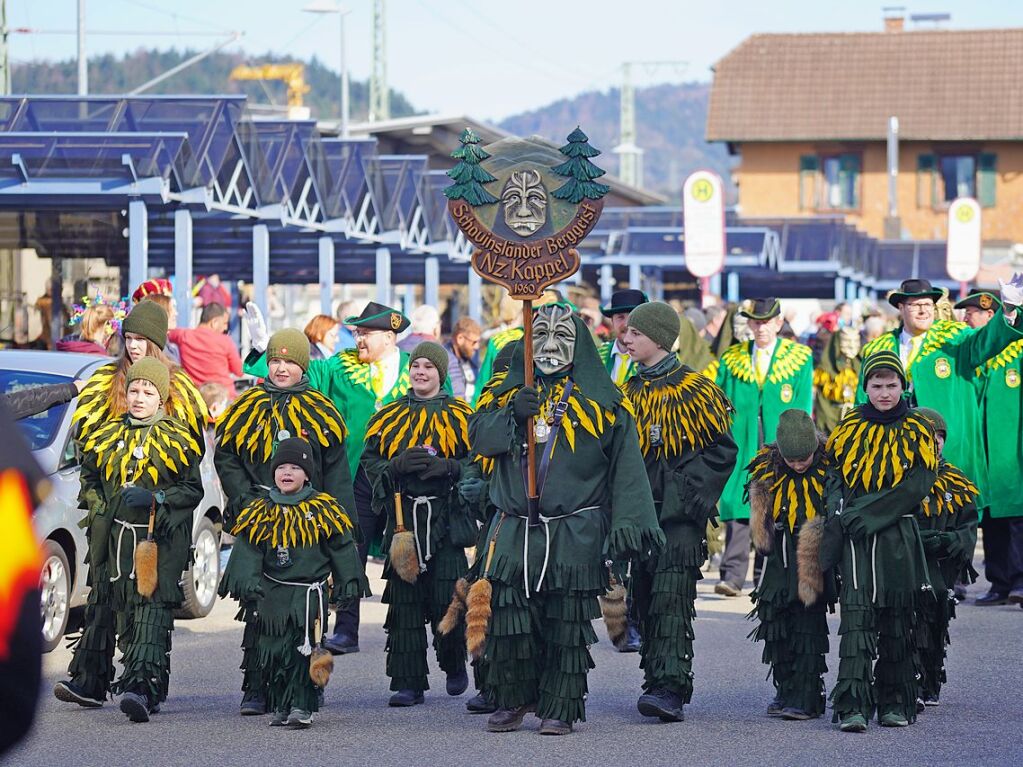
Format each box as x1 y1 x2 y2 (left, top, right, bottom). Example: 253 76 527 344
946 197 981 283
682 170 725 278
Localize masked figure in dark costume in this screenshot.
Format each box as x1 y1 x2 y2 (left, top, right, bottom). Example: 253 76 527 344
469 303 664 735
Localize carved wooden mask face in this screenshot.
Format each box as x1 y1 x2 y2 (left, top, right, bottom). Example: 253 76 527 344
501 170 547 236
533 304 576 375
837 326 861 359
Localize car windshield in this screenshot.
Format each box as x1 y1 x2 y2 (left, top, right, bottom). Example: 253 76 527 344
0 370 71 450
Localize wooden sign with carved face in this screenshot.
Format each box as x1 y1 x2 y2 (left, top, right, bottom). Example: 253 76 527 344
445 127 608 300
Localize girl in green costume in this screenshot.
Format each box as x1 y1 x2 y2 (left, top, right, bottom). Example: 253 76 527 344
220 438 368 729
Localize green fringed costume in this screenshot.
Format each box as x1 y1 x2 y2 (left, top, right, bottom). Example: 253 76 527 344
68 414 204 704
215 380 355 703
915 460 978 703
623 358 736 704
220 490 368 715
470 317 664 725
745 439 833 717
825 403 938 725
361 393 477 694
813 331 861 434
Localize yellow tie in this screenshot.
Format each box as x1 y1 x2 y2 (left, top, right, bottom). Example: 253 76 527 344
906 335 924 372
754 348 768 386
370 361 386 398
615 353 630 386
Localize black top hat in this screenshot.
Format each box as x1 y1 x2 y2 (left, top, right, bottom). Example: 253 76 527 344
600 289 648 318
739 298 781 321
887 279 944 308
954 289 1002 312
344 301 410 333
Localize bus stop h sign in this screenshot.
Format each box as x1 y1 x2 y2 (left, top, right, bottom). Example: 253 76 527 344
682 170 725 279
946 197 982 283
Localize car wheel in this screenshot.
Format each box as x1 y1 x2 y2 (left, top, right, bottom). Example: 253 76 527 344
178 517 220 619
39 540 72 653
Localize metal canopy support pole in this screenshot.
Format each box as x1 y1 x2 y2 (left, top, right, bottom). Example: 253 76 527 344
318 236 335 316
128 199 148 292
653 268 664 301
403 284 415 314
173 208 193 328
599 264 614 304
375 247 391 305
834 276 845 302
253 224 270 321
424 255 439 308
629 262 642 293
726 271 740 303
709 272 722 299
847 280 858 302
468 268 482 322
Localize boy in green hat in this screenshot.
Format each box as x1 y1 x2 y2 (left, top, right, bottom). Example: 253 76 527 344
746 409 833 720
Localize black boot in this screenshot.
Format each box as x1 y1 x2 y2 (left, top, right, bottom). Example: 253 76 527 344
637 688 685 722
239 690 266 716
388 689 424 707
119 691 151 723
446 666 469 696
466 691 498 714
487 704 535 732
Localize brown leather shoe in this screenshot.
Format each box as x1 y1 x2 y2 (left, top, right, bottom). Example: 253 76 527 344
539 718 572 735
486 704 535 732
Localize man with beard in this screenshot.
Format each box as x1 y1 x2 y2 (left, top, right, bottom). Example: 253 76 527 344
469 302 664 735
597 289 648 387
444 316 482 402
244 301 411 652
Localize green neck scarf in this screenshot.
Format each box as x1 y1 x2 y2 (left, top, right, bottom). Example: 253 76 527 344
637 353 680 379
269 484 316 505
262 375 311 396
128 410 165 428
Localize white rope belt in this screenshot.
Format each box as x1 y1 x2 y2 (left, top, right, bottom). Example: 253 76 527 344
265 574 327 656
110 520 148 583
523 505 600 598
408 495 438 572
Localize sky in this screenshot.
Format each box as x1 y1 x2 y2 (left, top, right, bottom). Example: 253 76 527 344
9 1 1023 121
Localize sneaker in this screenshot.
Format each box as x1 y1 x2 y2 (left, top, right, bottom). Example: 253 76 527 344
714 581 741 597
637 688 685 722
780 707 817 720
766 695 785 717
388 689 425 707
975 591 1008 606
880 711 909 727
446 667 469 696
269 710 288 727
53 680 103 709
924 696 940 707
466 692 498 714
286 708 313 729
119 691 151 723
240 691 267 716
839 713 867 732
916 698 925 713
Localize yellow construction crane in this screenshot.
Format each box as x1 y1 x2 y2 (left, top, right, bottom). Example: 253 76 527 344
229 63 311 110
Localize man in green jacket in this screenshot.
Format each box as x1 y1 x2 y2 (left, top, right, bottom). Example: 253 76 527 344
244 301 411 652
714 298 814 596
952 288 1023 606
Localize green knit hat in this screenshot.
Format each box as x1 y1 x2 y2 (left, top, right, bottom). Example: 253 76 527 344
267 329 310 371
410 341 449 382
862 349 907 388
916 407 947 436
122 300 168 350
776 409 817 460
626 301 680 351
126 357 169 401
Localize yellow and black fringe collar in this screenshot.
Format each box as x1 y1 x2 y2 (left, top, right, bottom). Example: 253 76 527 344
982 338 1023 374
720 338 812 385
82 416 201 487
826 408 937 493
746 444 827 532
814 367 859 404
921 461 978 517
73 362 208 438
364 396 472 459
862 320 967 364
333 348 410 395
216 386 347 464
232 492 353 547
624 366 732 458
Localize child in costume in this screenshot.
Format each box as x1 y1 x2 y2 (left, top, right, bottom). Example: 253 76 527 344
220 438 367 729
913 408 979 707
825 350 938 732
746 409 833 721
54 358 204 722
361 342 476 707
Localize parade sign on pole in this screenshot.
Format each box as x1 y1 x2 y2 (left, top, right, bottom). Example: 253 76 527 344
682 170 726 285
445 127 608 522
946 197 982 283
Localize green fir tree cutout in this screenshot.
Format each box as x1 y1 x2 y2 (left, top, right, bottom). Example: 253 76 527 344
444 128 499 205
551 127 610 203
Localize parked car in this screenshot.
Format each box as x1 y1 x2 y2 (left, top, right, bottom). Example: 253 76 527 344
0 350 226 652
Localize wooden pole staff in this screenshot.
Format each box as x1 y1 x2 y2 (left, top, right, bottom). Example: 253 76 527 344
522 299 538 525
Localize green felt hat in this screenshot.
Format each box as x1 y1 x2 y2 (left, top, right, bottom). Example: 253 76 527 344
409 340 449 382
345 301 409 333
776 409 817 461
601 289 648 318
739 298 781 321
126 357 169 401
627 301 680 351
887 278 944 308
122 300 168 350
953 290 1001 312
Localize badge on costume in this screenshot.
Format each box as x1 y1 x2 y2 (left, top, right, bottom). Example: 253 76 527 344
934 358 951 379
650 424 663 447
390 312 402 331
980 294 993 309
276 545 292 567
1007 368 1020 388
277 429 291 441
534 419 550 444
780 383 793 403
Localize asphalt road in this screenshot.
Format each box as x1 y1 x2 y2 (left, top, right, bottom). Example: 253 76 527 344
7 557 1022 767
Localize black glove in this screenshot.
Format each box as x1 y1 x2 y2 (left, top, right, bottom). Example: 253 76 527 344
121 486 155 509
390 447 433 477
420 457 460 481
458 477 486 506
242 583 265 602
512 386 540 424
840 510 868 543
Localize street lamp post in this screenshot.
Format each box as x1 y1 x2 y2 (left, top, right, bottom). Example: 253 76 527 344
303 1 350 138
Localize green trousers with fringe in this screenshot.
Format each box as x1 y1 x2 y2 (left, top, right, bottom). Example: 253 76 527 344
236 604 265 699
635 561 699 702
110 601 175 703
259 625 322 714
830 601 919 723
748 596 828 715
67 576 116 700
483 580 600 724
382 543 467 693
915 591 953 702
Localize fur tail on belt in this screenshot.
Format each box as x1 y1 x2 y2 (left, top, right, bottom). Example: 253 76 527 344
599 582 628 647
438 577 469 636
797 516 825 607
748 480 774 556
465 578 492 660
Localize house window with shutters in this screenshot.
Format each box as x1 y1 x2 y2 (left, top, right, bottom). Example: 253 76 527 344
917 152 997 208
819 153 861 211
